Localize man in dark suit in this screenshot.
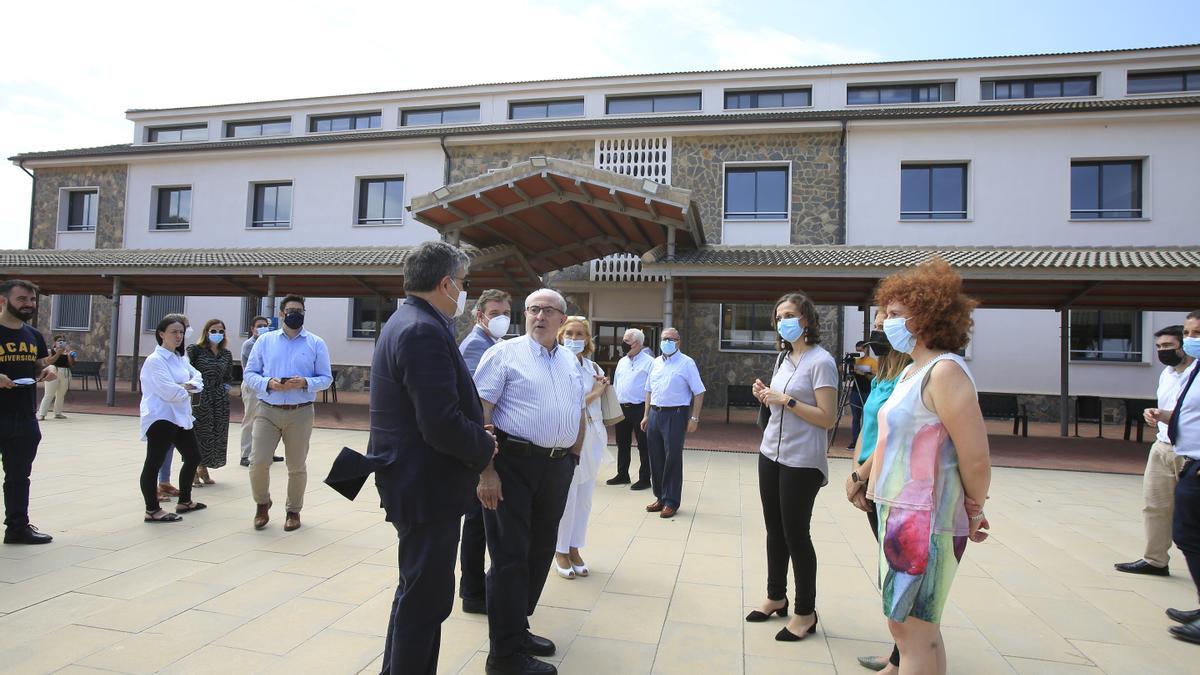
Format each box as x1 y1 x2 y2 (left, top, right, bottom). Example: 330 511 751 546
368 241 497 675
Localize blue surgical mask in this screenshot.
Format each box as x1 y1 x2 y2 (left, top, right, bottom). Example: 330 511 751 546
207 332 223 345
255 326 269 336
883 317 917 355
660 339 678 356
1184 336 1200 359
562 338 585 354
776 318 805 343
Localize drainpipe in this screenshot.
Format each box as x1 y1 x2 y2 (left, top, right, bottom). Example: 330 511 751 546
439 135 451 186
18 160 35 249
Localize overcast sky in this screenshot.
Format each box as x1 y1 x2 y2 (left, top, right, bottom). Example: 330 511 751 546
1 0 1196 249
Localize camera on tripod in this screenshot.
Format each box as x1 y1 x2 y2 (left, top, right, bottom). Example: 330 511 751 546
841 351 861 375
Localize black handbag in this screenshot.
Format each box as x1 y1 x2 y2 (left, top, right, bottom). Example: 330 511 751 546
756 351 787 431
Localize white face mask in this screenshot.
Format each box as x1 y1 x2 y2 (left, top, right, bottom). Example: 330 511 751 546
445 278 467 318
562 338 585 354
255 326 269 336
485 314 510 339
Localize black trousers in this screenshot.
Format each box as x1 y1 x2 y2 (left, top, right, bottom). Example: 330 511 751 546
0 412 40 531
1173 458 1200 602
459 500 487 602
482 449 574 657
141 420 200 512
382 516 461 675
614 402 650 481
758 454 823 614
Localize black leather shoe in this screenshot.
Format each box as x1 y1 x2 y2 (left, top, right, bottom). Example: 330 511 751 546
462 596 487 615
1169 619 1200 645
272 455 284 462
1167 607 1200 624
521 631 556 656
605 474 630 485
239 457 250 467
485 652 557 674
1114 559 1169 576
4 524 53 545
630 480 651 491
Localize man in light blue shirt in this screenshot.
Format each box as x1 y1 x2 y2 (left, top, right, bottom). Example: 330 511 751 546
641 327 706 519
243 294 332 532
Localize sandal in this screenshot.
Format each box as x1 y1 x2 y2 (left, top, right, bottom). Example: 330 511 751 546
193 476 205 487
176 501 207 514
145 510 183 523
158 482 180 496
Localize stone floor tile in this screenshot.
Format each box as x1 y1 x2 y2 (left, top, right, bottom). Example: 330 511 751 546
623 537 686 566
0 623 127 674
434 616 490 673
77 556 214 600
0 563 115 613
78 608 246 673
742 614 832 663
216 596 357 655
272 628 383 674
684 530 741 558
330 587 394 637
1070 638 1188 674
76 579 227 632
0 544 109 583
1016 595 1142 644
157 644 281 674
539 570 614 612
690 513 742 535
605 560 679 598
197 570 323 618
667 581 743 628
965 606 1092 665
302 561 395 604
1006 657 1107 674
577 592 669 644
558 635 656 674
176 548 300 590
0 591 118 652
676 552 742 587
75 534 201 571
744 655 837 674
652 621 743 674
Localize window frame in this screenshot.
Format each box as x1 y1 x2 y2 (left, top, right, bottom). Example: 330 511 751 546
142 296 187 333
146 124 208 143
723 88 812 110
899 162 970 221
308 111 383 133
604 92 703 115
1068 309 1144 363
52 294 92 331
152 186 193 231
348 297 399 340
399 105 481 127
224 118 292 138
1069 159 1144 220
981 75 1098 101
240 296 263 337
249 181 294 229
508 98 586 120
62 189 99 232
719 302 778 353
846 82 956 106
355 176 406 226
722 163 791 222
1126 69 1200 95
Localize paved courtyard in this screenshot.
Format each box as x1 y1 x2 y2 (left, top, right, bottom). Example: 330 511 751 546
0 413 1194 674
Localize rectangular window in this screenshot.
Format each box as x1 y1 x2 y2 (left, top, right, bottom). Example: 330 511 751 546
509 99 585 120
1070 160 1142 219
1127 70 1200 94
605 93 702 114
350 297 397 338
147 125 208 143
240 296 262 336
847 82 955 105
251 182 293 228
1070 310 1142 362
53 295 91 331
724 166 788 220
309 112 382 132
724 88 811 109
154 187 191 230
900 164 967 220
981 76 1097 100
357 178 405 225
143 296 186 332
400 106 480 126
225 118 292 138
720 303 776 352
66 190 98 231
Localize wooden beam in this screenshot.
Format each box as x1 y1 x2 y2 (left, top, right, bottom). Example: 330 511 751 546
533 204 605 260
429 190 561 233
513 251 542 285
218 275 260 296
527 235 625 264
350 275 389 299
592 203 651 248
474 191 502 211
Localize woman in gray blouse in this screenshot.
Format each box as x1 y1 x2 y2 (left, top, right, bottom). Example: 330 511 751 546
747 291 840 642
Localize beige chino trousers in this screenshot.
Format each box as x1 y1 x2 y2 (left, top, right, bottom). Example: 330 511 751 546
250 403 314 513
1143 439 1187 568
239 382 259 461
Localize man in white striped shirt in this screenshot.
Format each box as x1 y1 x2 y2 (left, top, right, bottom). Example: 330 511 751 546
473 288 585 675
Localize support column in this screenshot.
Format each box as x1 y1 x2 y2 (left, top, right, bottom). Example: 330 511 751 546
130 294 142 392
105 276 121 407
266 275 277 328
862 306 871 339
663 228 676 328
1059 307 1070 437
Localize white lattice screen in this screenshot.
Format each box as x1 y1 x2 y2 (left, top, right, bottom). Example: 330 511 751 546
589 254 666 283
595 137 671 184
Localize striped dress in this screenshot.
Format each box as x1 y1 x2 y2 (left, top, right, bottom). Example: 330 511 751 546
187 344 233 469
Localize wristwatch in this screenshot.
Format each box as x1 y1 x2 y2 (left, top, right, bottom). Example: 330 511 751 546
786 398 797 408
689 416 699 422
851 471 865 484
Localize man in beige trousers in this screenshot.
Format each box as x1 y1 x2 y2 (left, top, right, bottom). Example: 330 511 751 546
243 295 332 532
1116 324 1196 576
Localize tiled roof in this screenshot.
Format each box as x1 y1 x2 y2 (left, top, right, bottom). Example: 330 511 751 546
14 95 1200 162
643 245 1200 272
0 245 511 270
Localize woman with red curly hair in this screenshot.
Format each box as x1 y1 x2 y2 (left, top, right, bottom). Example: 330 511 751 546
849 257 992 675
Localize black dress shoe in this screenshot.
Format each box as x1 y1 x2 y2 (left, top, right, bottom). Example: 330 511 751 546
3 524 53 545
1114 559 1169 576
1169 619 1200 645
272 455 284 462
1167 607 1200 624
606 474 631 485
521 631 556 656
630 480 651 491
239 457 250 467
485 652 557 674
462 596 487 615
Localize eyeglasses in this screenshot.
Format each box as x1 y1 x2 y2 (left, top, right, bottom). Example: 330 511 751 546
453 277 471 291
525 305 563 317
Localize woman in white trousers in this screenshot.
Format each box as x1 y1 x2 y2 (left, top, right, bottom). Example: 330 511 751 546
37 334 75 420
555 316 610 579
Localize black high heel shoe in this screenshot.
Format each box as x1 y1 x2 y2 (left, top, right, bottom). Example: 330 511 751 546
745 599 789 622
775 611 818 641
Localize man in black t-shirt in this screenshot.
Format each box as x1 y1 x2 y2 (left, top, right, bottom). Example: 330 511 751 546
0 279 57 545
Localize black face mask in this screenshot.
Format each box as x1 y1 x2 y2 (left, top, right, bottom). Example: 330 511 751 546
1158 348 1184 367
620 342 633 355
283 311 305 330
868 330 892 357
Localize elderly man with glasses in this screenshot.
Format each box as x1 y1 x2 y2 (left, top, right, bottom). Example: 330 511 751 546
641 327 706 519
473 288 586 675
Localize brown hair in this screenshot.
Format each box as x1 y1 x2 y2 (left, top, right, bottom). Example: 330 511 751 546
874 257 978 352
772 291 821 351
558 315 595 358
195 318 228 350
474 289 512 314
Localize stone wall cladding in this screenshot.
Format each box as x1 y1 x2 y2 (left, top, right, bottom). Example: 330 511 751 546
30 164 128 249
671 133 843 245
447 141 595 184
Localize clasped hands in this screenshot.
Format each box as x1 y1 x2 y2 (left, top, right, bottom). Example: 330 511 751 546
752 378 788 407
845 473 990 543
268 375 307 392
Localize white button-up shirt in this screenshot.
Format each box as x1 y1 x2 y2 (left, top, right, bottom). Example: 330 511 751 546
646 351 706 407
1173 366 1200 459
474 335 583 448
1157 361 1195 444
243 328 333 405
138 345 203 440
614 349 654 404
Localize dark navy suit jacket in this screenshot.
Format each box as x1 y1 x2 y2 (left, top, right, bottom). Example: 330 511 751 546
368 296 494 524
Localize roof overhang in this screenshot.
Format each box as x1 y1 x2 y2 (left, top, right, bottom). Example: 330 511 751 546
642 245 1200 311
410 156 704 283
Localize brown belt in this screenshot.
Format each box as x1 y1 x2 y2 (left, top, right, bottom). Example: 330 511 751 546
259 401 313 410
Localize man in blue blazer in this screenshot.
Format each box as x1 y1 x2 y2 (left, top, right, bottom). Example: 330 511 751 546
368 241 497 675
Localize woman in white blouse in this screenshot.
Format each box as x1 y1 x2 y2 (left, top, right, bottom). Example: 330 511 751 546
748 292 839 641
553 316 610 579
139 316 207 522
